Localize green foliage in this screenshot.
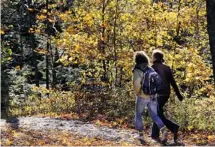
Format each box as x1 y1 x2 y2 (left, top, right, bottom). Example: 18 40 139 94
10 90 75 116
167 96 215 131
8 65 33 100
1 46 12 64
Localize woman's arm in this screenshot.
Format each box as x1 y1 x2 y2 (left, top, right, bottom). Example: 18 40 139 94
133 70 142 95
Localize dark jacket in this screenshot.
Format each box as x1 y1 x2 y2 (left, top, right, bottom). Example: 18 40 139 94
152 61 181 97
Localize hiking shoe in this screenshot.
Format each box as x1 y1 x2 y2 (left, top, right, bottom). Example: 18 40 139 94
160 127 168 144
135 136 146 145
174 139 185 146
151 137 161 143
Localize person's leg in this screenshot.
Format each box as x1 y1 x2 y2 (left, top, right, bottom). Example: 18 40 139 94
151 122 159 139
157 96 179 135
134 97 147 144
160 110 179 133
151 97 166 139
147 98 164 129
147 97 168 143
135 97 145 135
160 112 179 142
156 96 180 142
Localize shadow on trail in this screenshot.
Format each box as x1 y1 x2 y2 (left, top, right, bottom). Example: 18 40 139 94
1 106 20 129
6 117 20 129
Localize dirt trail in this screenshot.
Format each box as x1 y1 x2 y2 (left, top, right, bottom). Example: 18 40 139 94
0 117 138 143
2 117 213 146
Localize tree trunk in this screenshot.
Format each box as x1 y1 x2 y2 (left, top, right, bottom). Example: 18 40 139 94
32 36 40 87
52 47 59 88
101 0 107 82
113 0 119 86
206 0 215 86
46 39 50 89
28 0 39 87
46 0 50 89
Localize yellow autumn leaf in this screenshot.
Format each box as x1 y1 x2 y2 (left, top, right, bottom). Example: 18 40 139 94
42 9 47 13
87 72 92 76
112 121 118 126
34 48 48 55
79 57 85 63
48 18 55 23
28 8 34 11
15 65 21 70
37 14 46 20
28 28 35 33
59 13 67 21
187 125 194 130
208 135 215 141
35 29 41 33
69 57 73 61
39 140 45 145
1 30 5 34
6 139 12 146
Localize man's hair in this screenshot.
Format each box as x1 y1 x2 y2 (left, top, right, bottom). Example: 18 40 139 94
152 49 164 62
134 51 150 65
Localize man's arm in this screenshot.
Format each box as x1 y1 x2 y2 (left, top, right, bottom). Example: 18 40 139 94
169 67 183 101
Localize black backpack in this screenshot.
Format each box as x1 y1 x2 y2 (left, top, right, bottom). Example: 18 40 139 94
138 66 166 95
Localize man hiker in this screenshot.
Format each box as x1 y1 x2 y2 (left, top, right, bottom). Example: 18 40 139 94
133 51 168 144
151 49 184 143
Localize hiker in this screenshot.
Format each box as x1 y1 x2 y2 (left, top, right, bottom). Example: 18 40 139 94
133 51 168 144
151 49 184 143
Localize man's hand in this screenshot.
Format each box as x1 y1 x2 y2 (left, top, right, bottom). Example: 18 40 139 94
177 94 184 101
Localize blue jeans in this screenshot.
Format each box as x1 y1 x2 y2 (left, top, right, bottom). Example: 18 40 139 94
135 96 165 131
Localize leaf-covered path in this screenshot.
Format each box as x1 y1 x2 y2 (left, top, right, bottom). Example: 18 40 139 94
1 117 138 143
0 116 150 146
1 116 215 146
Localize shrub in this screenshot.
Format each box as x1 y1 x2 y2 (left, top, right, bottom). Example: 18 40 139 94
166 96 215 131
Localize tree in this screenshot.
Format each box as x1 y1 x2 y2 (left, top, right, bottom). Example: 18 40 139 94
206 0 215 86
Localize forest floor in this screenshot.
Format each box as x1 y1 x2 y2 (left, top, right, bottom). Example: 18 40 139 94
1 116 215 146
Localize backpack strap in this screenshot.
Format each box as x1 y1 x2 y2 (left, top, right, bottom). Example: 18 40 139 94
135 66 150 89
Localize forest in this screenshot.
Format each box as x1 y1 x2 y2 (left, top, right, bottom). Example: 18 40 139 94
1 0 215 146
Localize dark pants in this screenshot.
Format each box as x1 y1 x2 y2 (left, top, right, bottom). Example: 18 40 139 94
151 95 179 138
